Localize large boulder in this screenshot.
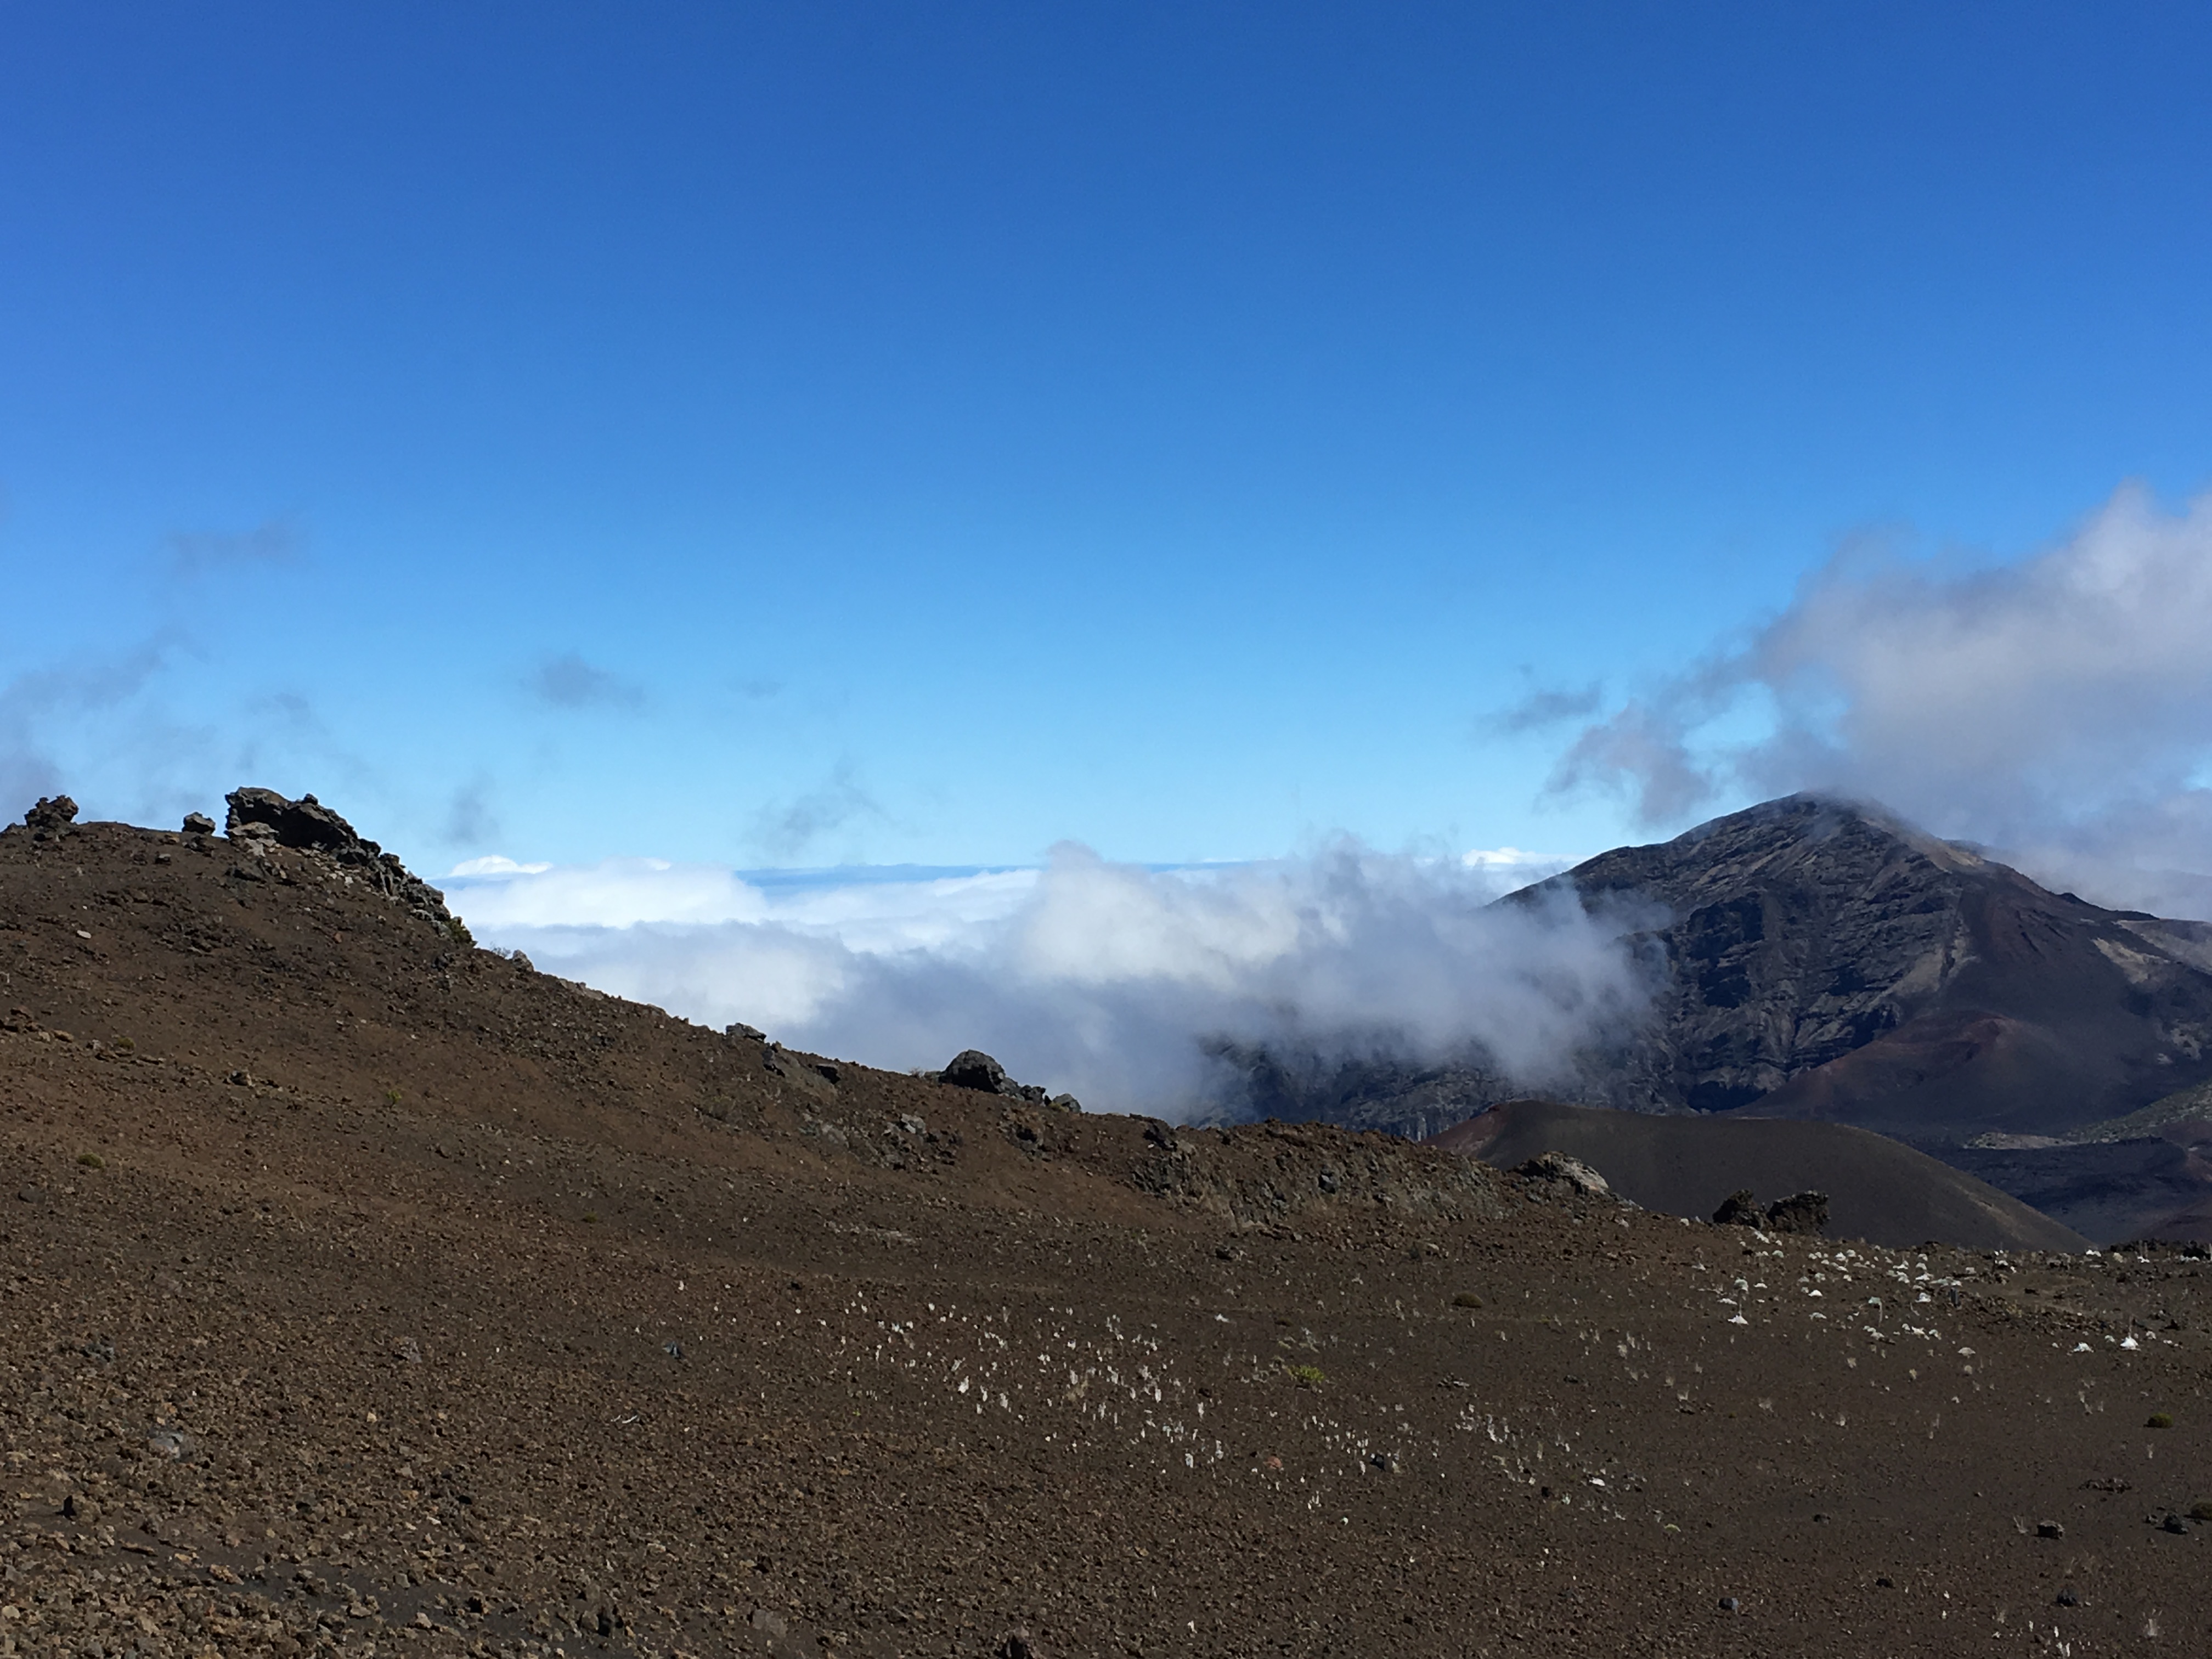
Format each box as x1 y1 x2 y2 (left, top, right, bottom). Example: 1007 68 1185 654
941 1050 1011 1093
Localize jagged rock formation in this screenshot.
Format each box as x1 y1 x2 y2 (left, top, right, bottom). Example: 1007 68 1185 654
220 786 470 941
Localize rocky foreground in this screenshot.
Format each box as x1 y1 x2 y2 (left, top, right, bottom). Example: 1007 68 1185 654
4 795 2212 1656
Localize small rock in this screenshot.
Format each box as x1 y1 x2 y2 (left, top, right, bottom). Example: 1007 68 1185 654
1717 1596 1740 1613
663 1339 685 1359
2161 1513 2191 1534
749 1607 789 1637
15 1186 44 1204
182 812 215 835
725 1022 765 1041
396 1336 424 1364
2036 1520 2066 1539
997 1631 1041 1659
2056 1585 2079 1606
1047 1092 1082 1113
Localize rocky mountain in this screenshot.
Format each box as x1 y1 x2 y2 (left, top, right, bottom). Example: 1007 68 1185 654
1538 793 2212 1135
1216 794 2212 1240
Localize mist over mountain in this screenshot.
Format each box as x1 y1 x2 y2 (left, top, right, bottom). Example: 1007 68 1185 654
1547 485 2212 921
1226 794 2212 1131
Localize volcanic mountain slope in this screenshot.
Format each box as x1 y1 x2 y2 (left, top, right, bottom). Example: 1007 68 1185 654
8 792 2212 1656
1426 1100 2087 1252
1231 795 2212 1239
1535 794 2212 1135
1207 794 2212 1141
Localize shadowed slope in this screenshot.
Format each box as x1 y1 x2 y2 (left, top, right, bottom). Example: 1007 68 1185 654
1425 1099 2087 1252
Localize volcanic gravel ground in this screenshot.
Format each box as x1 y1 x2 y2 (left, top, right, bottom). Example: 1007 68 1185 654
4 817 2212 1656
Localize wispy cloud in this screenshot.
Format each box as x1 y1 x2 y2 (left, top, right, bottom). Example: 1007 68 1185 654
743 763 886 862
1549 483 2212 915
166 515 306 576
527 651 645 712
1491 680 1603 735
0 634 189 821
442 778 499 845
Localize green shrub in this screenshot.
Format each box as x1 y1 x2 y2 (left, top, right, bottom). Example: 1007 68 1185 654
2147 1412 2175 1430
1285 1363 1325 1390
1452 1292 1483 1310
76 1152 104 1169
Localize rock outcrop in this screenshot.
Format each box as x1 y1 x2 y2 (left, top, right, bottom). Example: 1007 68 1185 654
222 787 469 941
22 795 77 834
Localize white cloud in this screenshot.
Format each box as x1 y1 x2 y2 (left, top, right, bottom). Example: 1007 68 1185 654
1551 483 2212 916
443 840 1640 1118
448 855 551 877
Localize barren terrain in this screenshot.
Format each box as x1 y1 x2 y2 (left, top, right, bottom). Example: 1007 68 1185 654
4 805 2212 1656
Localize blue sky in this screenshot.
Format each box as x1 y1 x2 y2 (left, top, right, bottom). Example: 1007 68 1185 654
6 3 2212 882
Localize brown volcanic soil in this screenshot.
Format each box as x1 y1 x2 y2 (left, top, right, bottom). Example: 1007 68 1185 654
1426 1101 2089 1253
7 810 2212 1657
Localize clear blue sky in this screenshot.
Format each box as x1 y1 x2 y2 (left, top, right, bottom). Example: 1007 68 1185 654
5 3 2210 872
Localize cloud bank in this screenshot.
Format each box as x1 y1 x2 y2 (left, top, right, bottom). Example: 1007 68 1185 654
1549 484 2212 916
445 842 1638 1118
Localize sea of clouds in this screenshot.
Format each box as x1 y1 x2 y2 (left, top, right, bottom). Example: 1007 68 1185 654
443 841 1647 1118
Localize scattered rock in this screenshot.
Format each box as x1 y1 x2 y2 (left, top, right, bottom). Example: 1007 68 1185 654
1717 1596 1740 1613
182 811 216 835
2036 1520 2066 1539
938 1048 1080 1111
2056 1585 2080 1606
997 1630 1042 1659
2160 1512 2191 1534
